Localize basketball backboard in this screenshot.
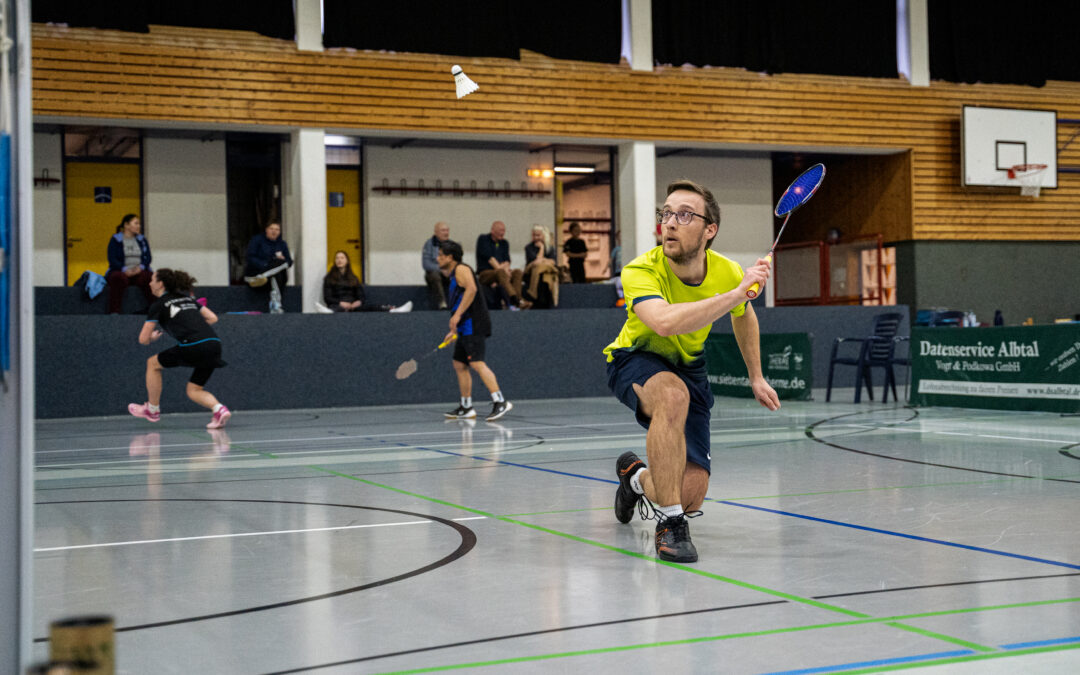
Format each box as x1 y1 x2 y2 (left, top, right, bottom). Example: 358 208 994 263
960 105 1057 190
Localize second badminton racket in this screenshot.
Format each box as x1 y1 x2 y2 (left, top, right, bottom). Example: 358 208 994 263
395 334 458 380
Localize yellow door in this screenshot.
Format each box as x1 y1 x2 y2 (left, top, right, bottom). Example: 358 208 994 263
326 168 362 278
65 162 141 285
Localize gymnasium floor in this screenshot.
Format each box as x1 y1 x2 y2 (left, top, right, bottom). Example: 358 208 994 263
31 395 1080 674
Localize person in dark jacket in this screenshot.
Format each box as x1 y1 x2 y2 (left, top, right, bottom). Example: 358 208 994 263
105 213 153 314
322 250 412 313
244 221 292 313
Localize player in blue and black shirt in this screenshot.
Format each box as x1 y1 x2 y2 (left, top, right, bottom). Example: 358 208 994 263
438 241 512 421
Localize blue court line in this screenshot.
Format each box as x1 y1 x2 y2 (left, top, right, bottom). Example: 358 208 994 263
720 501 1080 571
1002 635 1080 649
766 637 1080 674
378 438 1080 571
760 649 975 674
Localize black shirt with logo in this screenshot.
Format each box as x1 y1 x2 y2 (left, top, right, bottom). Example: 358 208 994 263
147 292 218 345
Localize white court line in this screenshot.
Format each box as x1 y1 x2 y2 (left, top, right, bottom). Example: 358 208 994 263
37 416 806 455
815 424 1076 445
35 516 488 552
36 428 799 470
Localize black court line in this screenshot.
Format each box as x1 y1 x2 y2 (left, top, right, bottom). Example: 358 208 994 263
265 599 789 674
264 570 1080 673
806 409 1080 484
32 498 475 640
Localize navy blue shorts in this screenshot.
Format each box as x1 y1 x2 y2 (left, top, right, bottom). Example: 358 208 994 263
606 349 713 474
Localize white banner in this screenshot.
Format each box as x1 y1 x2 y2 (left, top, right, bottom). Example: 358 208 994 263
917 379 1080 400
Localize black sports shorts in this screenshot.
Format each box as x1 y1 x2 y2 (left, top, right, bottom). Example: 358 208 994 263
157 339 226 386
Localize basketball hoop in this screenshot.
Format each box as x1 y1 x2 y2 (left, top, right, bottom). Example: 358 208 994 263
1007 163 1048 197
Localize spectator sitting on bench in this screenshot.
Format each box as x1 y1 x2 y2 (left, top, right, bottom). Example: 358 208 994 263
106 213 154 314
244 221 292 314
323 250 412 313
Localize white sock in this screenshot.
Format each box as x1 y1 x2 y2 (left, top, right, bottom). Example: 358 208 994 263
212 404 223 413
148 403 160 413
656 503 684 519
461 396 472 408
629 467 646 495
491 391 504 403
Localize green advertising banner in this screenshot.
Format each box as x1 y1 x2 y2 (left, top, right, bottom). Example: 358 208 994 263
705 332 812 400
911 325 1080 413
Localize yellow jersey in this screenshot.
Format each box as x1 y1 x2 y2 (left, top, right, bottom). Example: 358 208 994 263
603 246 746 372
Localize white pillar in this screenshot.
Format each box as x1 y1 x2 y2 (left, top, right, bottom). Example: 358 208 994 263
628 0 652 71
617 141 656 260
288 129 327 313
905 0 929 87
1 1 35 672
295 0 323 52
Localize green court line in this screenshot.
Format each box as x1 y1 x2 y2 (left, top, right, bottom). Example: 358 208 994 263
204 434 1044 661
881 621 995 653
370 600 1080 675
836 642 1080 674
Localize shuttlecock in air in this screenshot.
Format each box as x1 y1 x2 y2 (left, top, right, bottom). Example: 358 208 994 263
451 65 479 99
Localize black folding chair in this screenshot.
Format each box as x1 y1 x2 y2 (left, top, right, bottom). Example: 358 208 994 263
826 312 905 403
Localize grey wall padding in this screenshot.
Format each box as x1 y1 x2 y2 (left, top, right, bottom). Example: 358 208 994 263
893 241 1080 327
36 304 907 418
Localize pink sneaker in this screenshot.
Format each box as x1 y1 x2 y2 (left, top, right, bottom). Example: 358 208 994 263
207 405 231 429
128 402 161 423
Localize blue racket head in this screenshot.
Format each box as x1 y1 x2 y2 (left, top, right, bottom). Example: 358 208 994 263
775 163 825 217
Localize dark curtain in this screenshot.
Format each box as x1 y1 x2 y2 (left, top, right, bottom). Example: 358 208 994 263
653 0 896 78
32 0 150 33
323 0 622 63
929 1 1080 87
32 1 294 41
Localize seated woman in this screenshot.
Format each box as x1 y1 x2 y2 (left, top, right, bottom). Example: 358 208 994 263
322 250 412 313
106 213 154 314
522 225 559 308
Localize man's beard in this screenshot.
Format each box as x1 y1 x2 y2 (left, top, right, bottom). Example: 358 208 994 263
666 230 706 265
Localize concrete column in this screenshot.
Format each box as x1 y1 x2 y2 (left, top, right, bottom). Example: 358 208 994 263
617 141 657 260
1 1 35 672
288 129 327 313
628 0 652 71
295 0 323 52
906 0 929 87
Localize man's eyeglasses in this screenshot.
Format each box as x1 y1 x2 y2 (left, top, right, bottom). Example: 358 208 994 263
656 208 708 226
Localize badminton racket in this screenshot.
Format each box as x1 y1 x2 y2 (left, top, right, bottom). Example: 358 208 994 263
395 334 458 380
746 163 826 299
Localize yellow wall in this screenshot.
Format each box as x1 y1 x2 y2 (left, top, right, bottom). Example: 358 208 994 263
326 168 362 278
64 162 141 284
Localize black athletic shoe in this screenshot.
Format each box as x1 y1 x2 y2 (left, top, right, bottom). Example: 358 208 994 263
614 451 646 524
654 513 698 563
445 405 476 419
486 400 513 421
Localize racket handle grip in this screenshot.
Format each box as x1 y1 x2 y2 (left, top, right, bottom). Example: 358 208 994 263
438 334 458 349
745 254 773 299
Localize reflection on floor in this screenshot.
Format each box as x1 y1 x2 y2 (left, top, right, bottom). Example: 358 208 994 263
34 397 1080 674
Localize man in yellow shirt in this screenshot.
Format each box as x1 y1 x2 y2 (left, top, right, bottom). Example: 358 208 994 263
604 179 780 563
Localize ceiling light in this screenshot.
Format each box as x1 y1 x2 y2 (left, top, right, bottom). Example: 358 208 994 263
553 164 595 174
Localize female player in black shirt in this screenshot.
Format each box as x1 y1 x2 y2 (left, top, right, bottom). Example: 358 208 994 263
128 268 232 428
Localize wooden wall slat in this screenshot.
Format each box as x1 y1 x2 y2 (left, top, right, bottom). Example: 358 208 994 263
31 24 1080 242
